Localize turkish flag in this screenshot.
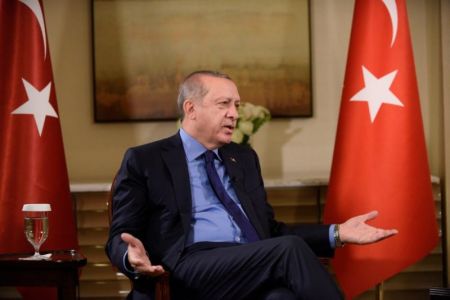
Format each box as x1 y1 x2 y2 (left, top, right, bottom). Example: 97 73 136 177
324 0 439 298
0 0 78 299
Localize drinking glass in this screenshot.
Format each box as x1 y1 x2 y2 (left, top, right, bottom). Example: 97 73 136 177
20 203 51 260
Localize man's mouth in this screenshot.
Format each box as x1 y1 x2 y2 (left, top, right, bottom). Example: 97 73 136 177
224 124 235 131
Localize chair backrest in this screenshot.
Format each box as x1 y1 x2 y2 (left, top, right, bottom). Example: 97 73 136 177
106 175 116 226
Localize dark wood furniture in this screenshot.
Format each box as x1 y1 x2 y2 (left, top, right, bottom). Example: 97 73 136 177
0 250 87 300
430 287 450 299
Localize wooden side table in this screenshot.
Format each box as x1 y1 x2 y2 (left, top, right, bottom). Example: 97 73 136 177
0 250 87 300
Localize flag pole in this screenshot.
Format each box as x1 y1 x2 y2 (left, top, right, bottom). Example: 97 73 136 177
376 281 384 300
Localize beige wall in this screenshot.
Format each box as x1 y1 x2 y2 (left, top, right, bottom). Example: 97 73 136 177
43 0 445 184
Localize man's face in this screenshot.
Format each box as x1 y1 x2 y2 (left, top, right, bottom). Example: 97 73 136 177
190 76 240 149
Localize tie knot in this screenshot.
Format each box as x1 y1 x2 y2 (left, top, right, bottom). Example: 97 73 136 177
204 150 216 163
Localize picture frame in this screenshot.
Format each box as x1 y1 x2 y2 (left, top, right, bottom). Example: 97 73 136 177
92 0 312 121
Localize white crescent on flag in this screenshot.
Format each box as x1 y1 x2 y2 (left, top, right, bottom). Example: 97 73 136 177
19 0 47 58
382 0 398 47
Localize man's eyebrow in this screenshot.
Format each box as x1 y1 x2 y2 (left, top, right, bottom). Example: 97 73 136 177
215 97 240 102
214 97 231 102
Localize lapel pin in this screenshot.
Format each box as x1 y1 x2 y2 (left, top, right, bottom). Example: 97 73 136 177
230 157 237 163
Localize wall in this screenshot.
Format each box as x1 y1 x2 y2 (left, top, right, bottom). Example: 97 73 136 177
43 0 445 184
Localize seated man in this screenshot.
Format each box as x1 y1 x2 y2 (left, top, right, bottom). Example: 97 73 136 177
106 70 397 300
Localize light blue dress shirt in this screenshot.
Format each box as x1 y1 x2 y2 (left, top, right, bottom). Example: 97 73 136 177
180 129 248 245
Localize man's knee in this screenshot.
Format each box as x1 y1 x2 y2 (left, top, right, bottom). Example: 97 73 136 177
259 287 296 300
275 235 308 252
265 235 317 267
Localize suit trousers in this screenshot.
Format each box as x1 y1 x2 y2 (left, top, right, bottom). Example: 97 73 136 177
171 235 343 300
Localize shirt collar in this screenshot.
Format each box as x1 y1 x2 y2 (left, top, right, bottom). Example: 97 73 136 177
179 128 220 162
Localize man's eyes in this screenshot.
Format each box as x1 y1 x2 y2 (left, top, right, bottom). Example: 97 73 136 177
216 99 240 108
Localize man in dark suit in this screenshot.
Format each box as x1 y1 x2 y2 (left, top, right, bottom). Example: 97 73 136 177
106 70 397 300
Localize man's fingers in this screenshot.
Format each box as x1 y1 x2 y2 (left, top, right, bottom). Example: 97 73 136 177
360 210 378 222
120 232 135 244
147 265 166 277
135 264 166 277
121 232 141 248
374 229 398 242
149 265 165 273
385 229 399 236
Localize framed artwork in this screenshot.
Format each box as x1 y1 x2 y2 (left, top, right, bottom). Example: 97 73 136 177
92 0 312 121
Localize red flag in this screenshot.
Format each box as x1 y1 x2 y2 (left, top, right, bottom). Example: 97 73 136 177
0 0 78 298
324 0 439 298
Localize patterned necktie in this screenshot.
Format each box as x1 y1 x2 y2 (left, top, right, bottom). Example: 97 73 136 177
204 150 260 242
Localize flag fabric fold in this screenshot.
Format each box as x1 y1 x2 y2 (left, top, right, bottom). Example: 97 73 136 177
324 0 439 298
0 0 78 298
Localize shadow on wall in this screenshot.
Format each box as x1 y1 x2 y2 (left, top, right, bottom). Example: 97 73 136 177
256 120 301 179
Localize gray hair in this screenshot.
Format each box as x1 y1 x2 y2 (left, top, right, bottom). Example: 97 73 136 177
177 70 232 120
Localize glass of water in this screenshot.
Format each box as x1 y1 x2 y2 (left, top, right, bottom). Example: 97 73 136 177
21 203 51 260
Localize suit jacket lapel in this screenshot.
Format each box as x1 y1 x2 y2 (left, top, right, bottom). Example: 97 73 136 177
161 133 192 233
219 147 266 239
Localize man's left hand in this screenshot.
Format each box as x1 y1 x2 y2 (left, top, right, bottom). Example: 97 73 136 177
339 211 398 245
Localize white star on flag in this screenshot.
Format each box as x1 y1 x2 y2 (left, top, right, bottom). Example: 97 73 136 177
11 78 58 136
350 65 404 122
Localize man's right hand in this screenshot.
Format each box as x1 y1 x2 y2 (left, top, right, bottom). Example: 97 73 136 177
121 232 166 277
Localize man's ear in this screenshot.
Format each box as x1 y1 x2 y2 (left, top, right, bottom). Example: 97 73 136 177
183 99 196 120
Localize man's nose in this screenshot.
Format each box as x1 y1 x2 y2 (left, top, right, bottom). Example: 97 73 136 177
227 105 239 120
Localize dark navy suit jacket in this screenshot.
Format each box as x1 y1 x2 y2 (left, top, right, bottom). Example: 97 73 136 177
106 132 333 299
